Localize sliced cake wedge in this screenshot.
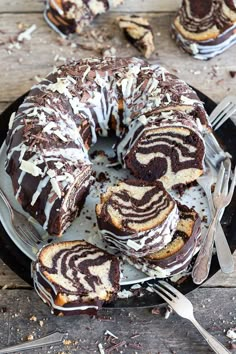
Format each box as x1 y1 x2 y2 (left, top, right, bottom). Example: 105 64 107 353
125 203 201 278
96 180 179 257
32 240 120 316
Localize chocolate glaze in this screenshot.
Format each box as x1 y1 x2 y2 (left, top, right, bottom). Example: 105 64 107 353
6 57 207 236
126 203 201 277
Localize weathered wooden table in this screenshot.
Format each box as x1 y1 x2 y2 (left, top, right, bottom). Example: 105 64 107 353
0 1 236 353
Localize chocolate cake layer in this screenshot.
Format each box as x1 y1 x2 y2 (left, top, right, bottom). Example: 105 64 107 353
6 57 208 235
125 203 201 278
44 0 124 36
172 0 236 60
32 240 120 315
121 111 205 189
96 180 179 257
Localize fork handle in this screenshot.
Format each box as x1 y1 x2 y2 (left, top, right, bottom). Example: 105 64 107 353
215 224 234 274
192 209 221 284
206 192 234 274
190 317 230 354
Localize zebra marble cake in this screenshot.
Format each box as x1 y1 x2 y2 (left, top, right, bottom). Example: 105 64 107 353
5 57 208 236
117 15 155 58
32 240 120 315
96 180 180 257
124 203 201 278
44 0 123 36
172 0 236 60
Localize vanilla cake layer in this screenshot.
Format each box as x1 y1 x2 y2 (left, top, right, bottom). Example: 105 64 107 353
96 180 179 257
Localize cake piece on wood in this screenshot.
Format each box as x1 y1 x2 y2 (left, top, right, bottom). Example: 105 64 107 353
44 0 124 36
172 0 236 60
117 15 155 58
32 240 120 315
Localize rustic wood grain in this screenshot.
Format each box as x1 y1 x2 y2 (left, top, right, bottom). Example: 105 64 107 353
0 288 235 354
0 11 236 105
0 103 9 114
0 0 181 13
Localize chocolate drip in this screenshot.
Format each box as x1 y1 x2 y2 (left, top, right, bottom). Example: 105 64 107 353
125 202 201 278
6 57 207 236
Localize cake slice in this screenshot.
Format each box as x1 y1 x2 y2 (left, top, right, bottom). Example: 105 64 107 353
172 0 236 60
32 240 120 316
96 180 179 257
125 203 201 278
44 0 124 36
117 15 155 58
118 111 205 189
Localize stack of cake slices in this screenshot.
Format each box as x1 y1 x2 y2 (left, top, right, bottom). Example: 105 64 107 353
96 180 201 278
32 240 120 316
172 0 236 60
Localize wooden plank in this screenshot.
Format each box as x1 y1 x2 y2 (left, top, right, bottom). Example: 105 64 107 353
0 0 181 13
0 12 236 105
0 260 29 289
0 288 234 353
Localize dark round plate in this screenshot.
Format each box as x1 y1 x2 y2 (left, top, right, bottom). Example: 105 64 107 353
0 89 235 309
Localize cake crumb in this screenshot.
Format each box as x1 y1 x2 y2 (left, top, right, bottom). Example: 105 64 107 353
29 315 37 321
26 334 34 341
151 307 160 315
63 339 73 345
39 320 44 327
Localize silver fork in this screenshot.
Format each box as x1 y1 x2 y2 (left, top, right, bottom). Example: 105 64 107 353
193 162 236 284
204 132 231 169
197 158 234 274
209 95 236 130
150 281 230 354
0 331 67 353
0 187 42 247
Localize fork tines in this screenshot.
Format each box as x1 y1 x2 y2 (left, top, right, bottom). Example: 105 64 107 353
209 95 236 130
147 281 180 304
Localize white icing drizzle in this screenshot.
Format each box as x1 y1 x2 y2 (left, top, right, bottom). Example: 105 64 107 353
8 112 16 129
6 57 206 235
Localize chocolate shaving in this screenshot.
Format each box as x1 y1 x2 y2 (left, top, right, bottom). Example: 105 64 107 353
106 340 126 353
229 71 236 78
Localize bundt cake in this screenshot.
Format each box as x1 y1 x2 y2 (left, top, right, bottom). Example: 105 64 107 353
124 203 201 278
44 0 124 36
5 57 208 236
32 240 120 315
96 180 180 257
172 0 236 60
